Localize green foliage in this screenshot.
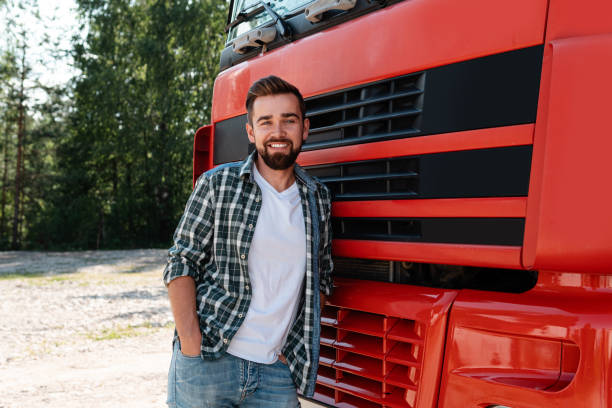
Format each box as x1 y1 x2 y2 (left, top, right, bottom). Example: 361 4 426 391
0 0 228 249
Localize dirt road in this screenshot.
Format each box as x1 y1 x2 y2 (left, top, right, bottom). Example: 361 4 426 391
0 250 323 408
0 249 174 407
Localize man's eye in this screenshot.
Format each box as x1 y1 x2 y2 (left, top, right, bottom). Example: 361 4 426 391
284 119 296 124
260 121 272 126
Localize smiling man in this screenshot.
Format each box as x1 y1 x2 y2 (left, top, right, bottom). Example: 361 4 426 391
164 76 333 407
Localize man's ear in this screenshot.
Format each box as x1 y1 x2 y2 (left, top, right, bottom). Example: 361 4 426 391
302 118 310 142
246 122 255 144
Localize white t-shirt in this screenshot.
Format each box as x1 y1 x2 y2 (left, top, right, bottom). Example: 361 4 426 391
226 164 306 363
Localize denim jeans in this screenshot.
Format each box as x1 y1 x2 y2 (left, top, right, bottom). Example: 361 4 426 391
167 341 301 407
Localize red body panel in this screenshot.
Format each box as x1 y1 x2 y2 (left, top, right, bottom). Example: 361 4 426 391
297 125 533 167
545 0 612 43
332 198 526 219
438 271 612 408
333 240 522 270
193 125 214 186
212 0 547 122
523 34 612 273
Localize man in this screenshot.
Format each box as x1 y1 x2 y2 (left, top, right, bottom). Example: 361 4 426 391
163 75 333 407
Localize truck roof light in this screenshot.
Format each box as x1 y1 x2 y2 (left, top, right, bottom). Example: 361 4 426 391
304 0 357 23
232 26 277 54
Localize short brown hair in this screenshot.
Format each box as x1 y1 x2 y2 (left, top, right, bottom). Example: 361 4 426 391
245 76 306 124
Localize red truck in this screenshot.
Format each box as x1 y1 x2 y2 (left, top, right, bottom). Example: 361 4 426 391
193 0 612 406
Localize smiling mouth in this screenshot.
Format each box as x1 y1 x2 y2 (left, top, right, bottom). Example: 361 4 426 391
267 141 292 149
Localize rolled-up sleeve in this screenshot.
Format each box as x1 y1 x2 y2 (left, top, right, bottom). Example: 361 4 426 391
163 174 215 286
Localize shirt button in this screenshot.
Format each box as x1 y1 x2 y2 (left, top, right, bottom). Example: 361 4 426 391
248 224 253 229
255 197 260 202
223 338 228 344
240 254 245 260
238 313 243 318
245 285 250 291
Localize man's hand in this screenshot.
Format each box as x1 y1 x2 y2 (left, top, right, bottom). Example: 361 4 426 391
168 276 202 357
179 332 202 357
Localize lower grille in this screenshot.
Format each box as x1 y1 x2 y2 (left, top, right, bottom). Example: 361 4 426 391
332 257 538 293
333 257 393 282
316 306 424 408
314 278 458 408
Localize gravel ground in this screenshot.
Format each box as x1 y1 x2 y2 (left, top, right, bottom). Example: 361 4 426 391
0 250 323 408
0 249 174 408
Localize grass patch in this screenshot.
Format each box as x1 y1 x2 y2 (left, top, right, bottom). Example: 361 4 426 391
47 275 75 282
88 325 142 341
6 272 87 287
0 272 50 280
0 270 79 281
85 321 174 342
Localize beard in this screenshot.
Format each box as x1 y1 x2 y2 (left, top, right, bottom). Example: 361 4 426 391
257 138 302 170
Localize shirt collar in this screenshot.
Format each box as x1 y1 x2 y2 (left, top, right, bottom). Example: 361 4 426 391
238 150 256 179
239 150 317 191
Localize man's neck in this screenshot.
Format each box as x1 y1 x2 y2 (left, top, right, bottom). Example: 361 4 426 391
254 159 296 193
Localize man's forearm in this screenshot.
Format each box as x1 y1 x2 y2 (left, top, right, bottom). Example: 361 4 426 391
167 276 202 355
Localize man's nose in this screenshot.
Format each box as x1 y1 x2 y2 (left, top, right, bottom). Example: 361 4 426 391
271 120 285 134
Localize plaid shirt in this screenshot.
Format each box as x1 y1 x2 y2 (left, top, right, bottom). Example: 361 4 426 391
163 151 333 397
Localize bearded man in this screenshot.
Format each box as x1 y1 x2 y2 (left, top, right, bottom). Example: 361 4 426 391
163 75 333 407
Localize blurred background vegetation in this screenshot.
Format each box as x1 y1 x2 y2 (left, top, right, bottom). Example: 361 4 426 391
0 0 228 250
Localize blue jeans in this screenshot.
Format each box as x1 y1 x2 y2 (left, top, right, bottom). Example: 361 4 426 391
167 341 301 407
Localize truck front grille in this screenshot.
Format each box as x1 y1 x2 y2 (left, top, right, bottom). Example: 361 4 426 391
306 156 419 201
304 73 425 151
316 306 424 408
305 145 532 201
333 217 525 246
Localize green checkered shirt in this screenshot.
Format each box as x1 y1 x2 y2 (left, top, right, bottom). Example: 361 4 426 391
163 151 333 397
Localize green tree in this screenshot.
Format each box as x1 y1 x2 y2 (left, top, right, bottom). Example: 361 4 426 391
0 50 18 247
57 0 227 249
0 0 76 249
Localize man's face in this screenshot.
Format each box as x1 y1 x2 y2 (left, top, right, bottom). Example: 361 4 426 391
246 93 309 171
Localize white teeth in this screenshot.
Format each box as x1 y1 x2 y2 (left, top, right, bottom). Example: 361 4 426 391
270 143 287 148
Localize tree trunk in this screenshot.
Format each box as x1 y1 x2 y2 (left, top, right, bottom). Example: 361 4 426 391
142 128 153 245
18 149 26 242
96 205 104 249
11 44 26 249
126 161 135 242
0 121 10 238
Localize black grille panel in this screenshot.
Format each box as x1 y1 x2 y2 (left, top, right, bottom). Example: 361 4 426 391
304 73 425 150
333 257 538 292
305 145 532 200
307 156 419 200
334 217 525 246
333 218 422 241
333 257 392 282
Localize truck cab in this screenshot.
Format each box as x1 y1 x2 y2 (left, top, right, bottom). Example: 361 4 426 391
194 0 612 406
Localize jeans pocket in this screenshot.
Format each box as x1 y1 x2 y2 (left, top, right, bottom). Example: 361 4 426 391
170 348 239 407
174 347 207 390
177 338 202 360
178 350 202 359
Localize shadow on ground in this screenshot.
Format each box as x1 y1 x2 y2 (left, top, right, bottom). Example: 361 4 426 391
0 249 167 279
